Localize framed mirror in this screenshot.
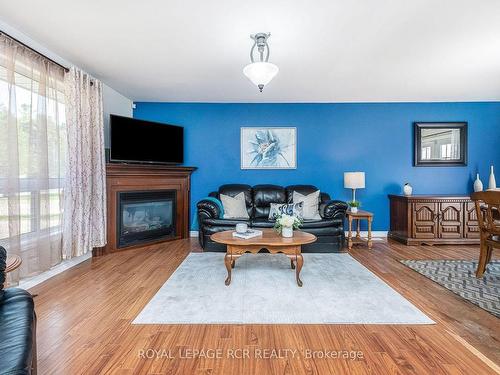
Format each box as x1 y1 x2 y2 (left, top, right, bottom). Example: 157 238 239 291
414 122 467 166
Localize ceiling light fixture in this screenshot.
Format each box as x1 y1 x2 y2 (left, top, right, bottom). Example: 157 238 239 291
243 33 279 92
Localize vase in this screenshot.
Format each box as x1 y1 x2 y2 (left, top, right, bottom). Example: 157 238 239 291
350 207 358 213
473 174 483 192
403 183 413 196
488 165 497 190
282 226 293 238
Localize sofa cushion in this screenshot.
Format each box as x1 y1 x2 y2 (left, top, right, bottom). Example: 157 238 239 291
293 190 322 220
220 192 249 219
300 218 343 228
253 185 286 218
0 288 36 375
218 184 253 217
286 185 320 202
202 218 250 226
251 218 275 228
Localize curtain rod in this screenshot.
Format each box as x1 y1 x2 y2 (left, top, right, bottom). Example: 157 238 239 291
0 30 70 72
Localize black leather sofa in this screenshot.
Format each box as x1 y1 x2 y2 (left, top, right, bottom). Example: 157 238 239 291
197 184 348 252
0 247 37 375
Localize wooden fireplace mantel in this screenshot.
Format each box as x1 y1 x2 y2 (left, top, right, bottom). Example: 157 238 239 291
94 163 196 256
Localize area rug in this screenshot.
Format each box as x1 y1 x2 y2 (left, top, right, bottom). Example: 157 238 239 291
400 259 500 318
133 253 433 324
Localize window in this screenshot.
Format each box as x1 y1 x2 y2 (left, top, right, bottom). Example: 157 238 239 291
0 71 66 241
0 34 67 281
421 146 431 160
440 143 452 159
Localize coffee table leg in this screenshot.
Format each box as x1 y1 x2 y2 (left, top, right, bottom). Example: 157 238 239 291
231 260 235 268
290 258 295 269
295 254 303 287
224 253 232 286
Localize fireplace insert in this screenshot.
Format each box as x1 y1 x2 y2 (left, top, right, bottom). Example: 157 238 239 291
117 190 176 248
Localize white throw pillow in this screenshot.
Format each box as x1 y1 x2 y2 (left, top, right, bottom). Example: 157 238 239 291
220 192 250 219
293 190 321 220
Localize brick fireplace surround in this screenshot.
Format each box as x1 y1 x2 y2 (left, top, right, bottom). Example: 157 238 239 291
93 163 196 256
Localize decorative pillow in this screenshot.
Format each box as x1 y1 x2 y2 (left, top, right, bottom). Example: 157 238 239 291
220 192 250 219
293 190 321 220
268 202 304 220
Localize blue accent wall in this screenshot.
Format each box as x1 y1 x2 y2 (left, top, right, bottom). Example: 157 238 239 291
133 102 500 231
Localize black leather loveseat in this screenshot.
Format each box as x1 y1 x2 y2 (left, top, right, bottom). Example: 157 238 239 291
197 184 348 252
0 247 37 375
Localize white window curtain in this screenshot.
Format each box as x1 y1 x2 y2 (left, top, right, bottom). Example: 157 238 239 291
0 34 67 284
62 67 106 258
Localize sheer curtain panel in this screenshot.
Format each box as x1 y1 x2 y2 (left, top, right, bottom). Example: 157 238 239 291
0 34 67 284
63 67 106 258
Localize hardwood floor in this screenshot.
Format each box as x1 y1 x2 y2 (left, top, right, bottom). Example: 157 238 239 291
28 238 499 374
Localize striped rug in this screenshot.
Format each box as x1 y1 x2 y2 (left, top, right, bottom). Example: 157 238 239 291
400 259 499 318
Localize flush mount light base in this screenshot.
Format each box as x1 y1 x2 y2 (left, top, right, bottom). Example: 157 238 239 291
243 32 279 92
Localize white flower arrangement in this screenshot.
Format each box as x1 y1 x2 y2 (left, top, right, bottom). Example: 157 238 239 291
274 213 302 234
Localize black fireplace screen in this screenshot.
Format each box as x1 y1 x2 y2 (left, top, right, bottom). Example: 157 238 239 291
117 190 176 248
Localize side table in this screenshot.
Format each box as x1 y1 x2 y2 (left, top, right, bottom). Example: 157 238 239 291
346 209 373 249
5 255 22 288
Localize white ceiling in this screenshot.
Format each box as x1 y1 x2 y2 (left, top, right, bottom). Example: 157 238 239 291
1 0 500 102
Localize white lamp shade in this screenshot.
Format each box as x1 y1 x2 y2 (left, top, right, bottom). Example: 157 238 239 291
243 62 279 87
344 172 365 189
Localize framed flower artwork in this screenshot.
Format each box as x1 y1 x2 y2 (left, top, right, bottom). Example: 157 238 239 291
241 127 296 169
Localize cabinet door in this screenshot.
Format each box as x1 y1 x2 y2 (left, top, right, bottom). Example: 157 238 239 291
464 202 480 239
438 202 463 239
412 203 438 239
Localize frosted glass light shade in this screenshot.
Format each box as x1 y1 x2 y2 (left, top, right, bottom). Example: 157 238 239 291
243 62 279 91
344 172 366 189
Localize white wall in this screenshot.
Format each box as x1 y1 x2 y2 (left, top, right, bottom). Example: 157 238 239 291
102 85 132 147
0 18 133 147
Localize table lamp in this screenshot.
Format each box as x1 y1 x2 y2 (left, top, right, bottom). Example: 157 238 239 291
344 172 365 204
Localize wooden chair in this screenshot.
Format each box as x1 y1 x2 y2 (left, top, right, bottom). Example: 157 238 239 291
471 191 500 277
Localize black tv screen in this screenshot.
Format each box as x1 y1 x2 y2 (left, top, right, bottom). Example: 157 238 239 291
110 115 183 164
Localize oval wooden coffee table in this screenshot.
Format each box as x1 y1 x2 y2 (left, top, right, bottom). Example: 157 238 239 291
211 229 317 287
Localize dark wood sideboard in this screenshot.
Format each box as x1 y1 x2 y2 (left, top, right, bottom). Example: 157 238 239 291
93 163 196 256
388 195 480 245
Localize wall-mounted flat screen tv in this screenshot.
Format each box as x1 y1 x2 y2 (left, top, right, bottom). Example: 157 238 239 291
110 115 183 164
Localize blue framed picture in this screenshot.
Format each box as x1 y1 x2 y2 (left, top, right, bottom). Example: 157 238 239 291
241 127 297 169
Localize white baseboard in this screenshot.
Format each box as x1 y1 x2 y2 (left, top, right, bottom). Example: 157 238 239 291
190 230 388 238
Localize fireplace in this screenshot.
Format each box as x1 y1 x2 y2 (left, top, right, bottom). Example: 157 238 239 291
95 163 196 256
117 190 176 248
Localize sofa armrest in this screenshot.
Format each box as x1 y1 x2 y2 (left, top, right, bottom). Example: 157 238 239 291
197 199 221 220
319 200 348 220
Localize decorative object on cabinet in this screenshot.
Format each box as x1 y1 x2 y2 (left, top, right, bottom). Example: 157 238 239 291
403 183 413 196
473 174 484 192
388 195 479 245
413 122 467 167
488 165 496 190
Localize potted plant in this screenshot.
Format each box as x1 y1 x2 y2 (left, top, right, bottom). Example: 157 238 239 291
348 201 361 213
274 214 302 238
